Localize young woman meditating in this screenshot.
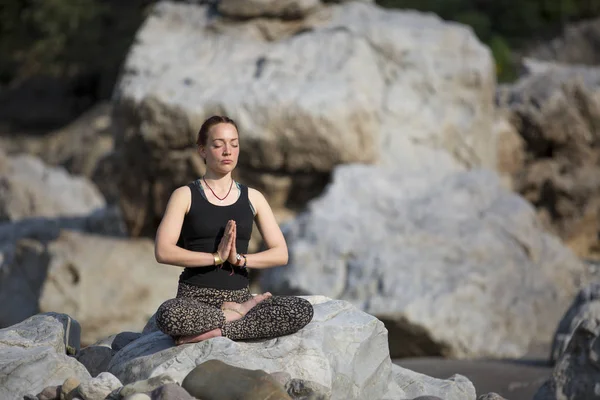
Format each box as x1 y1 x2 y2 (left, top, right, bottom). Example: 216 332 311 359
153 115 313 345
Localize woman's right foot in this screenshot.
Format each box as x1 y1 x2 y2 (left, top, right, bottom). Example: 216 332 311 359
221 292 272 322
175 328 222 345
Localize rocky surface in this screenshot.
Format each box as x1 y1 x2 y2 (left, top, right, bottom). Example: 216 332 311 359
260 165 591 359
113 0 495 236
496 63 600 260
0 313 91 400
534 317 600 400
181 360 292 400
0 230 180 344
527 17 600 66
0 150 106 221
0 103 114 187
550 282 600 364
76 332 141 377
0 103 120 205
108 296 476 400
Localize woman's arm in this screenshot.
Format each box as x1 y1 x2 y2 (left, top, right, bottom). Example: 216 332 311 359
240 188 289 269
155 186 226 268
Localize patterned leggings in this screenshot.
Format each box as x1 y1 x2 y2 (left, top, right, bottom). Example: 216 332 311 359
155 283 314 340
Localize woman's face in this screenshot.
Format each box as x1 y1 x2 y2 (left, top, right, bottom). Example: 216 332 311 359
200 122 240 174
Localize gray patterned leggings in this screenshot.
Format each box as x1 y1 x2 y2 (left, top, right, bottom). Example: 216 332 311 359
155 283 314 340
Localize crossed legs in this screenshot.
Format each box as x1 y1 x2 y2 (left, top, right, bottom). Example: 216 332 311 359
155 284 314 345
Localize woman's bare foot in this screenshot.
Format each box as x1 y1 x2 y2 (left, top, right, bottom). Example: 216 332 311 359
173 293 273 346
221 292 272 322
175 328 222 345
242 292 272 313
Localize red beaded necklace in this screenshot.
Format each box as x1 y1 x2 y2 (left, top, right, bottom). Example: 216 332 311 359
202 177 234 203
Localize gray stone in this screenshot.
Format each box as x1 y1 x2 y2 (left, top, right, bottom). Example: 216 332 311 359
0 151 105 222
120 374 177 398
112 332 142 352
260 166 591 359
76 344 115 378
389 364 474 400
149 383 194 400
36 385 61 400
0 314 91 400
550 282 600 363
150 383 191 400
0 206 127 331
77 372 121 400
284 378 329 400
477 393 507 400
113 0 495 236
141 315 158 335
60 376 81 400
0 230 180 344
181 360 291 400
108 297 475 400
534 318 600 400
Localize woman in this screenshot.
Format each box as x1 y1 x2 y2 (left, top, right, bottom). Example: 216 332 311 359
154 115 314 345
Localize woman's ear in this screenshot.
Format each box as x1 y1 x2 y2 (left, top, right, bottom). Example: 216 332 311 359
198 145 206 160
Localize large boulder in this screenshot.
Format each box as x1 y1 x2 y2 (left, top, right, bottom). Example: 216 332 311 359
113 0 495 236
260 165 591 359
107 296 476 400
0 230 180 345
0 313 91 400
0 150 106 221
496 64 600 260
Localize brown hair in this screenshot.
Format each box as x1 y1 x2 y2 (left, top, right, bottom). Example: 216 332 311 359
196 115 239 146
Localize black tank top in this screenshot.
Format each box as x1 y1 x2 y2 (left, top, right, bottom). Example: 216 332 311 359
178 180 254 289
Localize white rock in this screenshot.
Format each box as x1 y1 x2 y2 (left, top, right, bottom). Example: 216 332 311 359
0 151 105 221
260 165 591 359
113 0 496 234
77 372 122 400
107 297 475 400
0 230 180 344
0 314 91 399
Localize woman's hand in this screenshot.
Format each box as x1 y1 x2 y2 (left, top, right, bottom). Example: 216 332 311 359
217 220 235 263
227 221 239 265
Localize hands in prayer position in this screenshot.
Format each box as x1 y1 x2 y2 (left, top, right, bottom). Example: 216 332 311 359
217 220 243 266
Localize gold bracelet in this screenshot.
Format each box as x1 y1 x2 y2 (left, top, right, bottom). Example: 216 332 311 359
213 252 224 265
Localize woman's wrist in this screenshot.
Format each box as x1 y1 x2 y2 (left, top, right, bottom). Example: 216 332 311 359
235 253 247 268
213 252 225 265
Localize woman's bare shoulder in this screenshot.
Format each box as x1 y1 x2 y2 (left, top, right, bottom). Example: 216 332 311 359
168 185 193 212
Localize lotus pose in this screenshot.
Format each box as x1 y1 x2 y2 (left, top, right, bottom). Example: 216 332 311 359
153 115 313 345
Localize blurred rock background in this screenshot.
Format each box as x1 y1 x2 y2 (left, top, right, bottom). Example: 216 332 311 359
1 1 600 398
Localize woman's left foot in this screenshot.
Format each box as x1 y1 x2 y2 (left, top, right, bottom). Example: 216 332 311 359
239 292 272 315
175 328 222 345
